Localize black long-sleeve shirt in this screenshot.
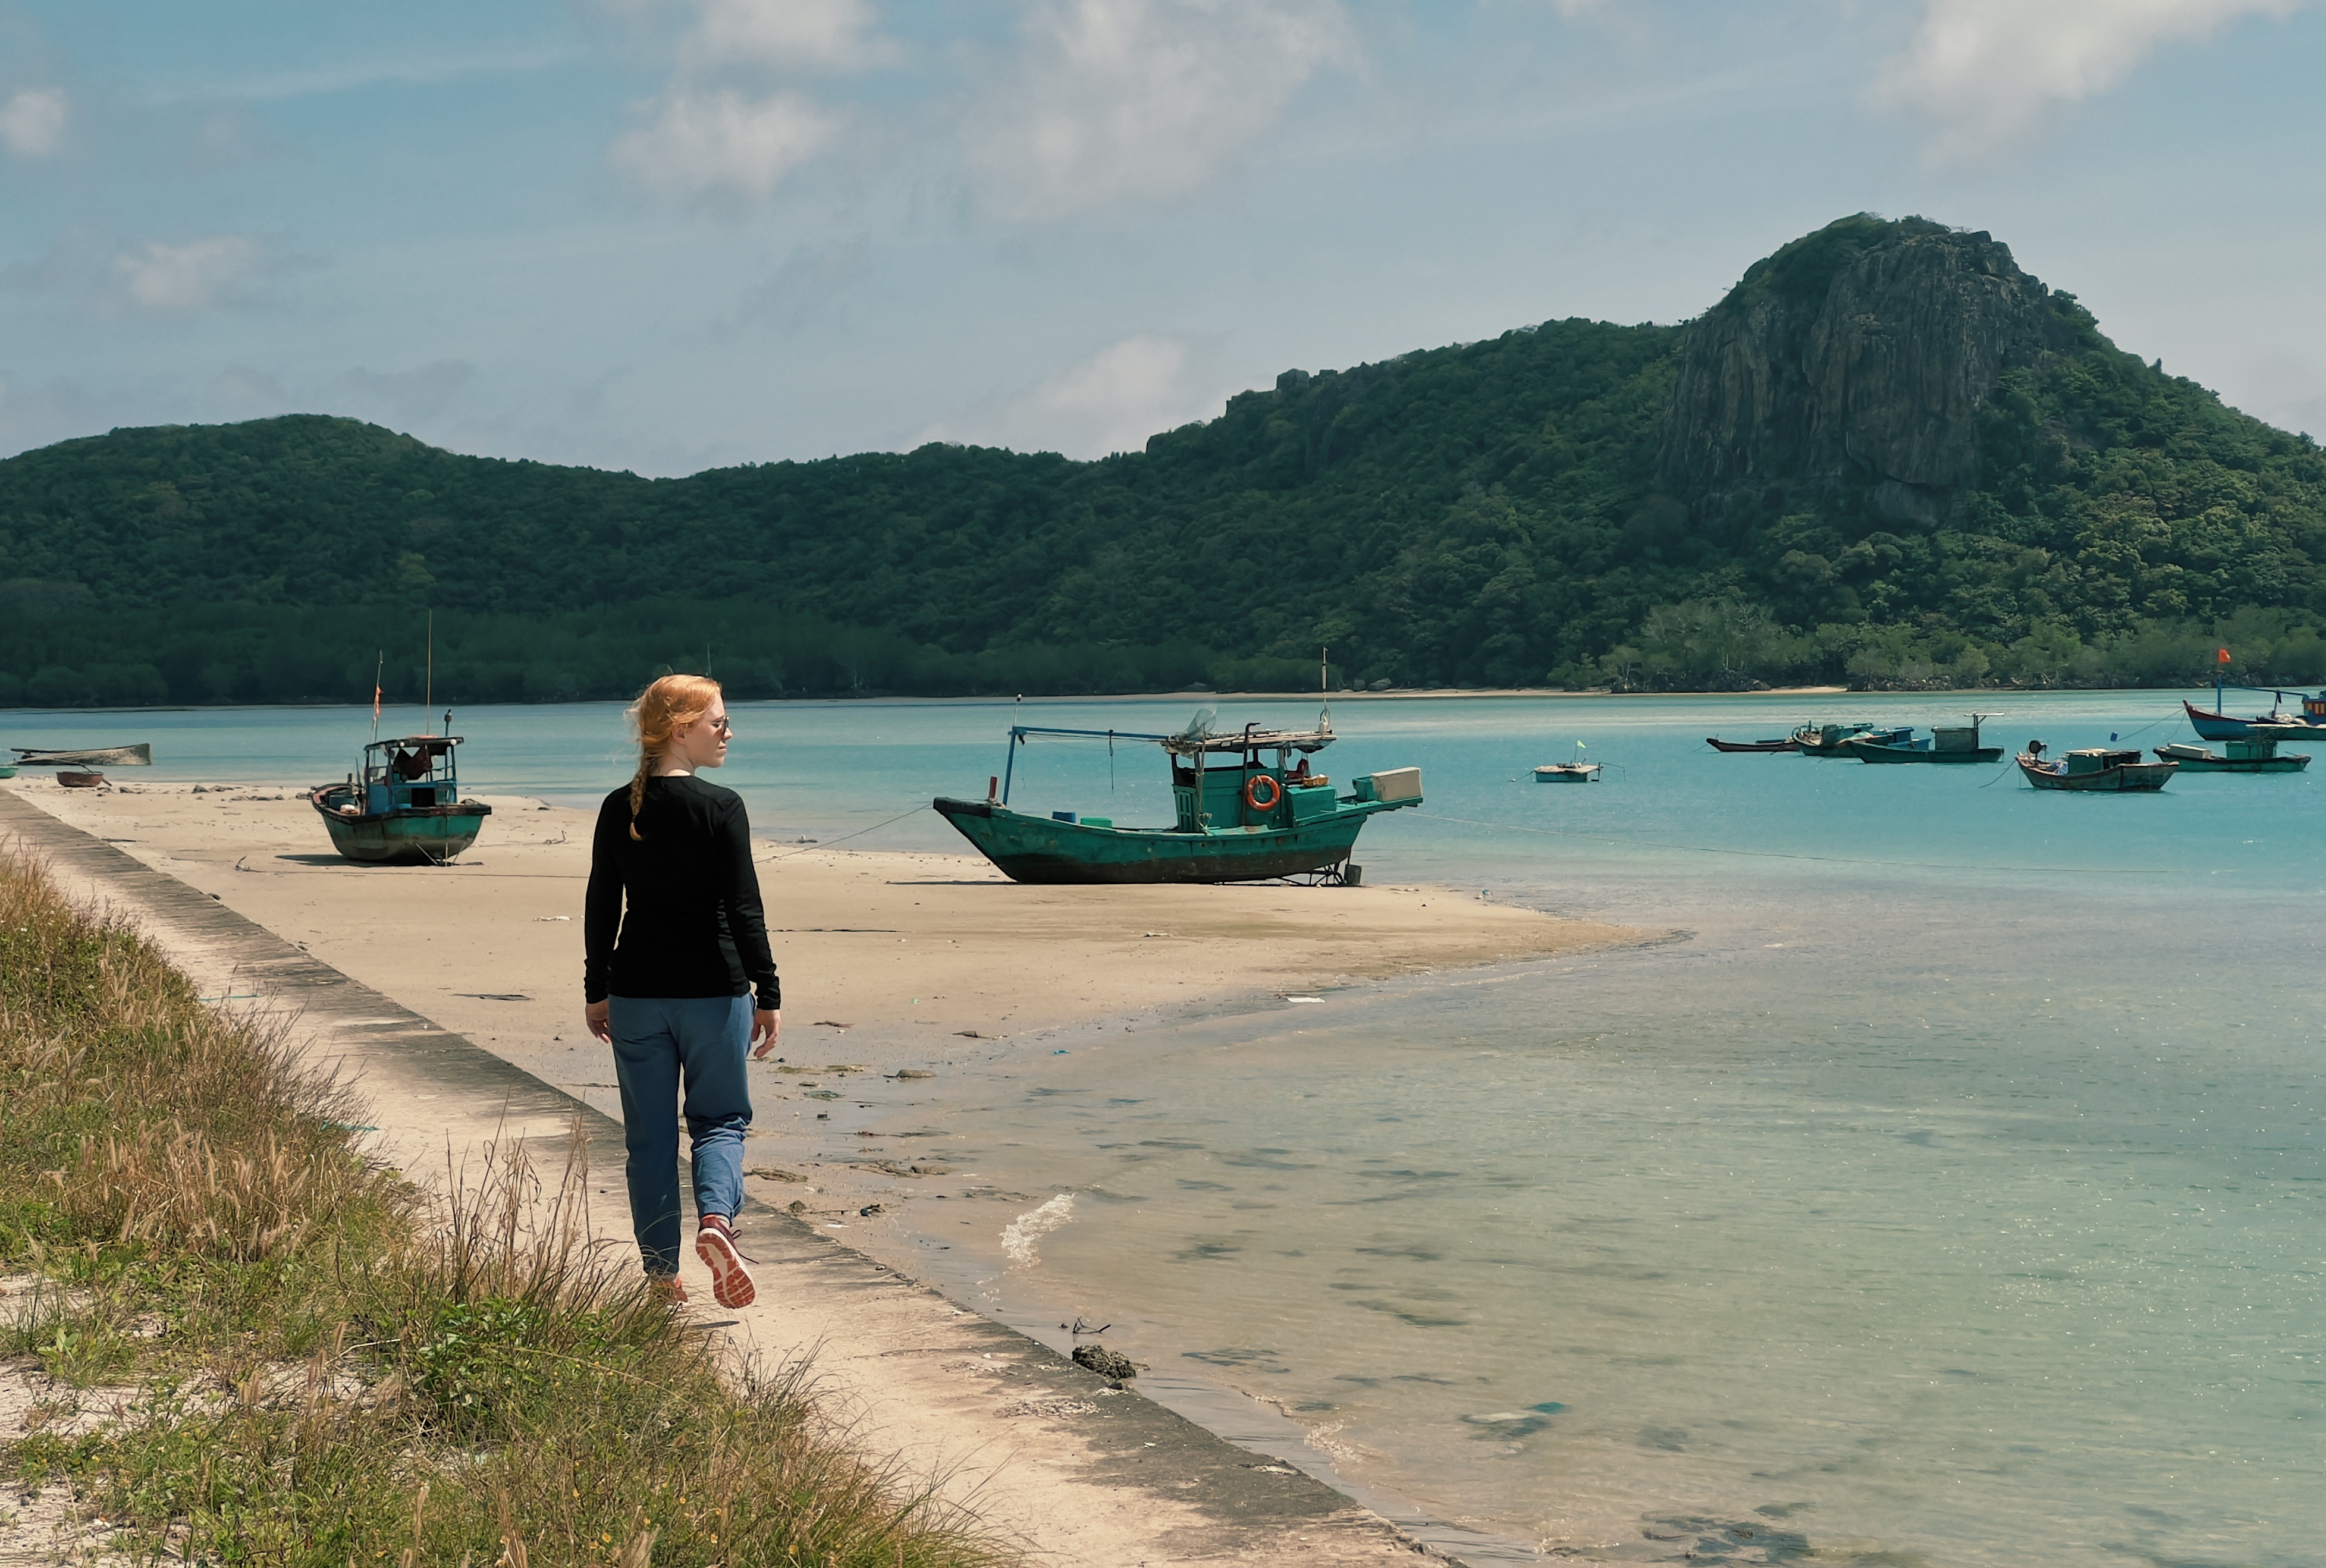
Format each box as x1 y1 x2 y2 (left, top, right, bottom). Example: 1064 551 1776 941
583 775 781 1008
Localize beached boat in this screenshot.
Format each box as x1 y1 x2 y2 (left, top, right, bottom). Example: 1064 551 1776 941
11 743 153 768
308 730 492 865
57 772 107 789
1532 762 1601 782
2017 747 2176 792
1793 722 1913 758
931 714 1421 884
1842 716 2002 764
0 764 15 780
1705 737 1797 753
2155 739 2312 774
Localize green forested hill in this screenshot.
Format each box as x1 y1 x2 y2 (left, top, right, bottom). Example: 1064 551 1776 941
5 215 2325 707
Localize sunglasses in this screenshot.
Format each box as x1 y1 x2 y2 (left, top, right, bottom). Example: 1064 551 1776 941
695 716 732 736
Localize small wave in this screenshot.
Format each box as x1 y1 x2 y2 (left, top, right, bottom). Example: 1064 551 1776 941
1001 1192 1075 1267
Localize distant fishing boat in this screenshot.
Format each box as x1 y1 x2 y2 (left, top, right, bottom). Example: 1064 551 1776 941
1533 740 1599 780
1793 722 1912 758
2155 739 2312 774
309 720 491 865
2017 747 2176 792
11 743 153 768
1842 716 2002 764
1705 736 1796 753
932 711 1421 884
2183 678 2326 740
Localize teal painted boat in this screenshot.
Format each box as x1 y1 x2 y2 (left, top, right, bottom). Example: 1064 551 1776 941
933 715 1422 884
2155 738 2312 773
1842 715 2003 764
309 725 491 865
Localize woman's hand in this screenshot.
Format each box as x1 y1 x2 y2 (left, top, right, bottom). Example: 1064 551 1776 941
751 1008 782 1058
586 1000 611 1042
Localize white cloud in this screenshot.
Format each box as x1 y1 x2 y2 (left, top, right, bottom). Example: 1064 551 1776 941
611 87 837 199
681 0 890 71
605 0 884 200
0 87 67 159
111 235 271 315
1878 0 2304 162
917 334 1218 457
971 0 1356 219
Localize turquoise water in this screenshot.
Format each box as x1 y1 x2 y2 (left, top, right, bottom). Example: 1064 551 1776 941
8 692 2323 1562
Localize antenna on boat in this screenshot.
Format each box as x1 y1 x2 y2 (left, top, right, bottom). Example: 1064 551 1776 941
423 610 434 717
1319 645 1332 735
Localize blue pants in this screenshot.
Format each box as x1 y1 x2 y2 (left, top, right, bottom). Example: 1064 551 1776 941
607 994 753 1277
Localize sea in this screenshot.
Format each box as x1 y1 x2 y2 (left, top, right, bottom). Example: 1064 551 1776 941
6 690 2321 1564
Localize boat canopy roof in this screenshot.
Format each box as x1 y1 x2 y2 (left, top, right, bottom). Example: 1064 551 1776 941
366 736 463 756
1162 723 1335 758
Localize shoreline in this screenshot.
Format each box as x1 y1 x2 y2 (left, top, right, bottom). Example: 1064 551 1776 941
2 776 1647 1564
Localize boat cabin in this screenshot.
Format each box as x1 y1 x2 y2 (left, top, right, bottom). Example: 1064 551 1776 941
1165 723 1342 830
355 736 466 815
2061 747 2142 775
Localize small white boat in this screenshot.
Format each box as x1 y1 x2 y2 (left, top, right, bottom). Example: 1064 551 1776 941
1532 762 1601 783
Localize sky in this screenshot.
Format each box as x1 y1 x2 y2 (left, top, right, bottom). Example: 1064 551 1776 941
2 0 2322 477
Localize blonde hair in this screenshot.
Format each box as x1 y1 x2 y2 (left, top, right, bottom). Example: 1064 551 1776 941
625 674 723 840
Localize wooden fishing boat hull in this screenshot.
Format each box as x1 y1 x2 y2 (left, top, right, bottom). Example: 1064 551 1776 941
2016 755 2175 792
57 771 106 789
1794 725 1913 758
309 786 491 865
1842 740 2002 763
932 796 1393 884
10 744 152 767
1705 738 1795 753
2154 744 2311 773
1532 763 1600 782
2181 700 2325 741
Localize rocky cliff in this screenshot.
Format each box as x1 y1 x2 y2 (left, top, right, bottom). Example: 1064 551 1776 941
1657 214 2082 527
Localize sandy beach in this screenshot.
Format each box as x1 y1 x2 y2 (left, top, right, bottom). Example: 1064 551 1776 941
4 774 1643 1564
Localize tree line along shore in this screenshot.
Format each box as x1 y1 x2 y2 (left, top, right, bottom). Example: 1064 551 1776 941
6 214 2326 708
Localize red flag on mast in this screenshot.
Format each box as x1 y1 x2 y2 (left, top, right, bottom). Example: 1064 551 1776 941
2217 647 2233 664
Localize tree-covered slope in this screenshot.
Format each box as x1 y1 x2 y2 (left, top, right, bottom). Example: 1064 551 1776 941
5 214 2325 707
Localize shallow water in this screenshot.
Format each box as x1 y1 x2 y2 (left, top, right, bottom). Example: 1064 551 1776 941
8 690 2323 1562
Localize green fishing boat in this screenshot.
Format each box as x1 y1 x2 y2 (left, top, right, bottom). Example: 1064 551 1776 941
2155 738 2312 773
1841 715 2003 764
309 721 492 865
933 713 1422 884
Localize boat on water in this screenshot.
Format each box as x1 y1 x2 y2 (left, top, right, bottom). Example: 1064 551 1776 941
308 722 492 864
2017 746 2176 792
1842 715 2002 764
1706 736 1797 753
931 712 1422 884
2183 680 2326 740
2155 738 2312 774
1532 762 1601 783
10 743 153 768
1793 722 1913 758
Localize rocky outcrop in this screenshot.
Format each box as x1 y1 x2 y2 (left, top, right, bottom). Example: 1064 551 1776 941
1658 215 2080 527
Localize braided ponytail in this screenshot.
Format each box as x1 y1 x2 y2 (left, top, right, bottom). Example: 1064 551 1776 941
624 674 723 841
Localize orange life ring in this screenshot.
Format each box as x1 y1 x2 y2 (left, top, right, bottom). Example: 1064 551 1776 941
1243 773 1283 813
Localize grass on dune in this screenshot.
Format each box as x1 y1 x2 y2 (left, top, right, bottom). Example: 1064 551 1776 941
0 847 1015 1568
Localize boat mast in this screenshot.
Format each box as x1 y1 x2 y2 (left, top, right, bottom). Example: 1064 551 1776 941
424 609 434 716
371 650 383 743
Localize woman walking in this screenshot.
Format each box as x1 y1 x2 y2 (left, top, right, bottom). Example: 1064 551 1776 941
585 674 781 1306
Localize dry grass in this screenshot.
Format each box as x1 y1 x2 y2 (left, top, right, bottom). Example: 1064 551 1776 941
0 847 1017 1568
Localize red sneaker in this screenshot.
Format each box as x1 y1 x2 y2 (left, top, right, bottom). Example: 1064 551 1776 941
696 1214 756 1308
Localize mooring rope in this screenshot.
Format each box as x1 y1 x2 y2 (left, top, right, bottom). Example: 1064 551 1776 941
762 805 930 861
